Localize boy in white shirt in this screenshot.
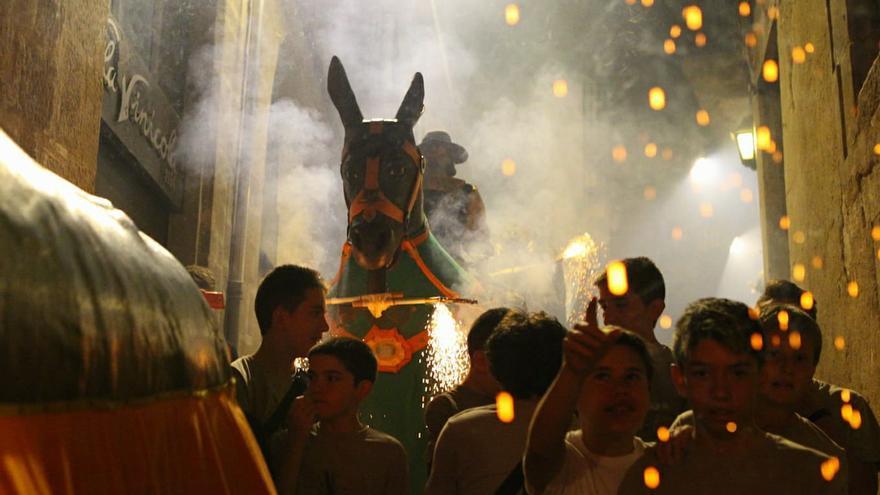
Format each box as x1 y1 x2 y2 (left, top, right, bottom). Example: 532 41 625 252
524 298 652 495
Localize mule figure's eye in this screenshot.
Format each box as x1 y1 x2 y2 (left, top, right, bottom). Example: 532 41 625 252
344 166 360 181
387 164 408 178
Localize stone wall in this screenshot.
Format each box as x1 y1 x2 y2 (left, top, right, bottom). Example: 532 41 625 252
776 0 880 405
0 0 109 192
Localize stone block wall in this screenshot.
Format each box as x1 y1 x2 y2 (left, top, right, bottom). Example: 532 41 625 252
776 0 880 405
0 0 109 192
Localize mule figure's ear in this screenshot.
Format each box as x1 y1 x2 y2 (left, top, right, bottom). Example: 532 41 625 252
395 72 424 128
328 56 363 128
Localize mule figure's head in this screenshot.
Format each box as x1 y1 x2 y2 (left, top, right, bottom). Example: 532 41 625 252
328 56 426 271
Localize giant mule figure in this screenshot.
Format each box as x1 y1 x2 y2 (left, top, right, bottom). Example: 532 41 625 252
326 57 476 491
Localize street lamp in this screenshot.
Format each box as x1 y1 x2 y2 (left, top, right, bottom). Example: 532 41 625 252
733 127 756 169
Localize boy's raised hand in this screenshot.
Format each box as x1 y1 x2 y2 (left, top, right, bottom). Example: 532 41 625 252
564 297 621 375
287 395 317 439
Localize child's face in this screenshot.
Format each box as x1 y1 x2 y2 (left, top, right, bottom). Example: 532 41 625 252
598 286 662 336
306 354 370 421
760 329 816 407
672 339 760 438
577 345 650 438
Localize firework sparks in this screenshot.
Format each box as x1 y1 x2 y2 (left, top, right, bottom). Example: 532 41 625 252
559 233 602 326
424 304 469 396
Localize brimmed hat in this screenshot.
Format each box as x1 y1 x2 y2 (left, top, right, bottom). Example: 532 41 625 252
419 131 469 164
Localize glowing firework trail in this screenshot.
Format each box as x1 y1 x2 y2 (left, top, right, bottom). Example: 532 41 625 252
424 304 469 396
560 233 602 327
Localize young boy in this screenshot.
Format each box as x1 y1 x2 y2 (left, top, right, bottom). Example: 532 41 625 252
525 298 653 495
424 307 507 472
758 280 880 494
231 265 328 465
425 311 566 495
594 257 686 441
669 303 848 486
278 337 408 495
617 298 846 494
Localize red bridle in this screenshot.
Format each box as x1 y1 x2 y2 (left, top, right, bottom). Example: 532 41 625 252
345 122 424 227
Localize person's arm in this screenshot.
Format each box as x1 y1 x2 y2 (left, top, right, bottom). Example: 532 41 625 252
275 396 316 495
524 298 620 494
425 422 460 495
424 394 455 471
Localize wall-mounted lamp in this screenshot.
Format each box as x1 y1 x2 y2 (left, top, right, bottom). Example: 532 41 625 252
732 127 756 169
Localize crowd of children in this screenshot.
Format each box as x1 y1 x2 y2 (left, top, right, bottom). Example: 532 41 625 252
233 258 880 494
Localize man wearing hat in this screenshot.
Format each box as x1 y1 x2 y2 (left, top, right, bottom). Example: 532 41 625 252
419 131 490 268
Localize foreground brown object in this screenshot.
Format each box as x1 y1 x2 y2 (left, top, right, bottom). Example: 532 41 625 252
0 129 274 493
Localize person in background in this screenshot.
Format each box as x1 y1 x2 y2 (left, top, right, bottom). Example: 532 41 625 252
278 337 409 495
425 311 566 495
593 257 686 442
424 307 509 472
230 265 328 475
525 296 652 495
617 297 845 494
419 130 490 268
757 280 880 494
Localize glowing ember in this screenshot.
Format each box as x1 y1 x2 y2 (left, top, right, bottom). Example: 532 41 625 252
745 32 757 47
792 263 806 282
695 32 707 47
768 6 779 19
771 334 782 348
847 281 859 298
834 336 845 350
811 256 824 269
659 314 672 329
662 148 674 160
756 126 771 150
670 25 682 38
841 404 853 422
501 158 516 176
607 261 629 296
657 426 670 442
425 304 469 396
800 291 814 311
777 310 789 331
778 215 791 230
552 79 569 98
644 143 658 158
695 109 710 126
789 331 802 350
850 409 862 429
821 457 840 481
841 389 851 403
763 59 779 82
643 466 661 489
871 225 880 241
682 5 702 31
726 422 738 433
805 42 815 53
750 332 764 351
496 391 515 423
664 39 676 54
504 4 520 26
643 186 657 200
612 145 628 163
748 306 760 320
671 227 683 240
699 202 714 218
792 46 806 64
648 87 666 110
738 1 751 16
641 0 654 6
